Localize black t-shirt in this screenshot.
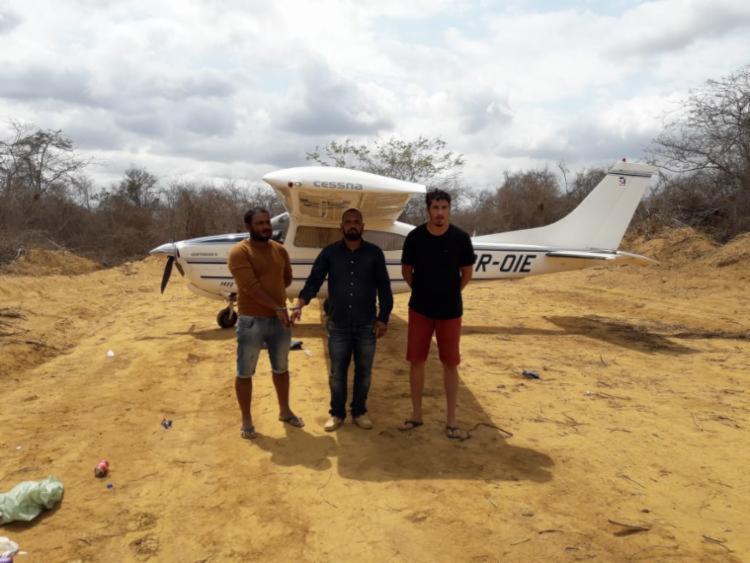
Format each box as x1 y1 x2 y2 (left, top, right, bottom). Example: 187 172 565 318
401 223 476 319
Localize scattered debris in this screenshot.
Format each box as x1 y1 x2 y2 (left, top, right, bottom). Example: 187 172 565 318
94 460 109 478
0 476 64 524
0 536 19 560
161 418 173 430
702 535 731 552
617 473 646 489
607 518 651 536
466 422 514 439
521 369 540 379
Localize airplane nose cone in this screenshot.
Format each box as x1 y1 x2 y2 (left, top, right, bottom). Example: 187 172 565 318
262 169 291 189
149 242 177 256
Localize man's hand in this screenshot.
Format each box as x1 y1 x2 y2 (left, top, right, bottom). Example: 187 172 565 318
275 307 290 328
374 320 388 339
289 298 306 325
289 306 302 324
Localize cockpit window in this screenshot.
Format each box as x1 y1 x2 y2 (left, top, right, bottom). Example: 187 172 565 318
294 226 405 250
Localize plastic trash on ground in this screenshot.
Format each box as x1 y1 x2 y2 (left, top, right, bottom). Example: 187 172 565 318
0 537 19 559
0 476 64 525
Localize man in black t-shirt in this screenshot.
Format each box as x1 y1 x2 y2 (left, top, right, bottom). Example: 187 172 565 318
399 189 476 440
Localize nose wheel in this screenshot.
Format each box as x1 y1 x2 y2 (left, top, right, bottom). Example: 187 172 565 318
217 294 238 328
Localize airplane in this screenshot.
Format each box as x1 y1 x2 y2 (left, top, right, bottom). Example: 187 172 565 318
150 160 658 328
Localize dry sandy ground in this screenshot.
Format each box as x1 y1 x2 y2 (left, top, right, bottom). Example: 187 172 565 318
1 229 749 562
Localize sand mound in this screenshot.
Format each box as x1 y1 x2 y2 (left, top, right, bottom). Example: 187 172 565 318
626 227 718 265
1 248 102 276
701 232 750 268
1 240 749 561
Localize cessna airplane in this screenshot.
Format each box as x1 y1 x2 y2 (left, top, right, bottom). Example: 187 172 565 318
150 161 657 328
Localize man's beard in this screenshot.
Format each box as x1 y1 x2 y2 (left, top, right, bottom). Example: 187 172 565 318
344 230 362 241
251 230 271 242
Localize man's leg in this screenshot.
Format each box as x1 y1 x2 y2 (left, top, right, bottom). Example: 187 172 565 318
408 361 426 422
351 323 376 421
272 370 292 417
327 322 352 421
435 316 465 436
267 318 300 423
235 377 253 429
403 309 433 425
236 315 262 436
442 364 459 427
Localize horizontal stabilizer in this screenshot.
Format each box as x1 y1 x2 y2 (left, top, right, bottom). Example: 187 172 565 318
546 250 656 264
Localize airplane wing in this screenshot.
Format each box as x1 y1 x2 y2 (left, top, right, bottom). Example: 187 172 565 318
546 250 656 264
262 167 425 225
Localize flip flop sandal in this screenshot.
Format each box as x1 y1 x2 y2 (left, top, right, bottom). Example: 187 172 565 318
398 419 424 431
241 425 257 440
445 425 470 441
279 414 305 428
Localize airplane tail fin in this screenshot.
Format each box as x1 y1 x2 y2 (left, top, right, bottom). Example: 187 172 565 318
474 161 658 250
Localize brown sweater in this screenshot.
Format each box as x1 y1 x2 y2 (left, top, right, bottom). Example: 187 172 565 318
228 239 292 317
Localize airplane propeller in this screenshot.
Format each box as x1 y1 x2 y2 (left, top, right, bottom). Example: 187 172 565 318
150 242 181 294
160 255 174 294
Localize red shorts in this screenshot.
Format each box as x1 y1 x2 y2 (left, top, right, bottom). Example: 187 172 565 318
406 308 462 367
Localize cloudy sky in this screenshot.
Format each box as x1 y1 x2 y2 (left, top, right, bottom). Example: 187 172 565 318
1 0 749 189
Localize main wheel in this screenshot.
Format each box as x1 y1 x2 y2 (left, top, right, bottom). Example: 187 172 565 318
217 307 238 328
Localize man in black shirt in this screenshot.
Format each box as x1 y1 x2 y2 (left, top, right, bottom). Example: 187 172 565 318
400 189 476 439
293 208 393 431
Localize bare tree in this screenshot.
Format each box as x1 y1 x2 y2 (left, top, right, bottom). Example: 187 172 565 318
651 66 750 180
649 65 750 238
0 121 88 197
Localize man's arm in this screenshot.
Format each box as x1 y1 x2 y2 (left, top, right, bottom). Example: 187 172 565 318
401 264 414 288
400 230 416 288
282 246 293 288
459 231 476 291
230 248 290 326
291 248 329 322
374 249 393 338
460 265 473 290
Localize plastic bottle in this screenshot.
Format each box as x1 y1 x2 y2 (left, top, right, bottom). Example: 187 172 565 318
94 460 109 478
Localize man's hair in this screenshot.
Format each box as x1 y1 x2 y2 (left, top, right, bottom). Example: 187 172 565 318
244 207 270 225
341 208 363 221
425 189 451 207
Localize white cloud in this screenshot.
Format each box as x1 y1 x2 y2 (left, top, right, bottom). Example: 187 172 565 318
0 0 748 189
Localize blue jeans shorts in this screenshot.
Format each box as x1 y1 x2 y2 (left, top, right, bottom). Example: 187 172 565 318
236 315 291 378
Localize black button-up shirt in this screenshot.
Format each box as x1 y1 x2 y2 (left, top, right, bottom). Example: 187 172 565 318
299 239 393 326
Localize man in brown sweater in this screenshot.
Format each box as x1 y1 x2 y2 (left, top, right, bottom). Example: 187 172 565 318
228 207 304 439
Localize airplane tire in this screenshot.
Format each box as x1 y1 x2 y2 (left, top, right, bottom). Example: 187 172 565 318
217 307 238 329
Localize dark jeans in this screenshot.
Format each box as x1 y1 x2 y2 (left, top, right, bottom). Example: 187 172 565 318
326 320 376 419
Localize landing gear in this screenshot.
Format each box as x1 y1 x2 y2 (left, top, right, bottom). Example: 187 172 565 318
217 294 238 329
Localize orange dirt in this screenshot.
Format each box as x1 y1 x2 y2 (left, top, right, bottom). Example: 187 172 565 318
1 229 748 562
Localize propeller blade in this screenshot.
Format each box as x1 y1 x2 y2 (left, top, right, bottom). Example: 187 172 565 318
160 256 174 294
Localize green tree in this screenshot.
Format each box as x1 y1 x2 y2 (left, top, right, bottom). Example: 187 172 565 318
118 167 158 207
306 136 465 223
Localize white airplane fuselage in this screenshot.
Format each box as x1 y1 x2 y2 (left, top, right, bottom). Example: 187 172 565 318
157 218 638 302
150 163 657 323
